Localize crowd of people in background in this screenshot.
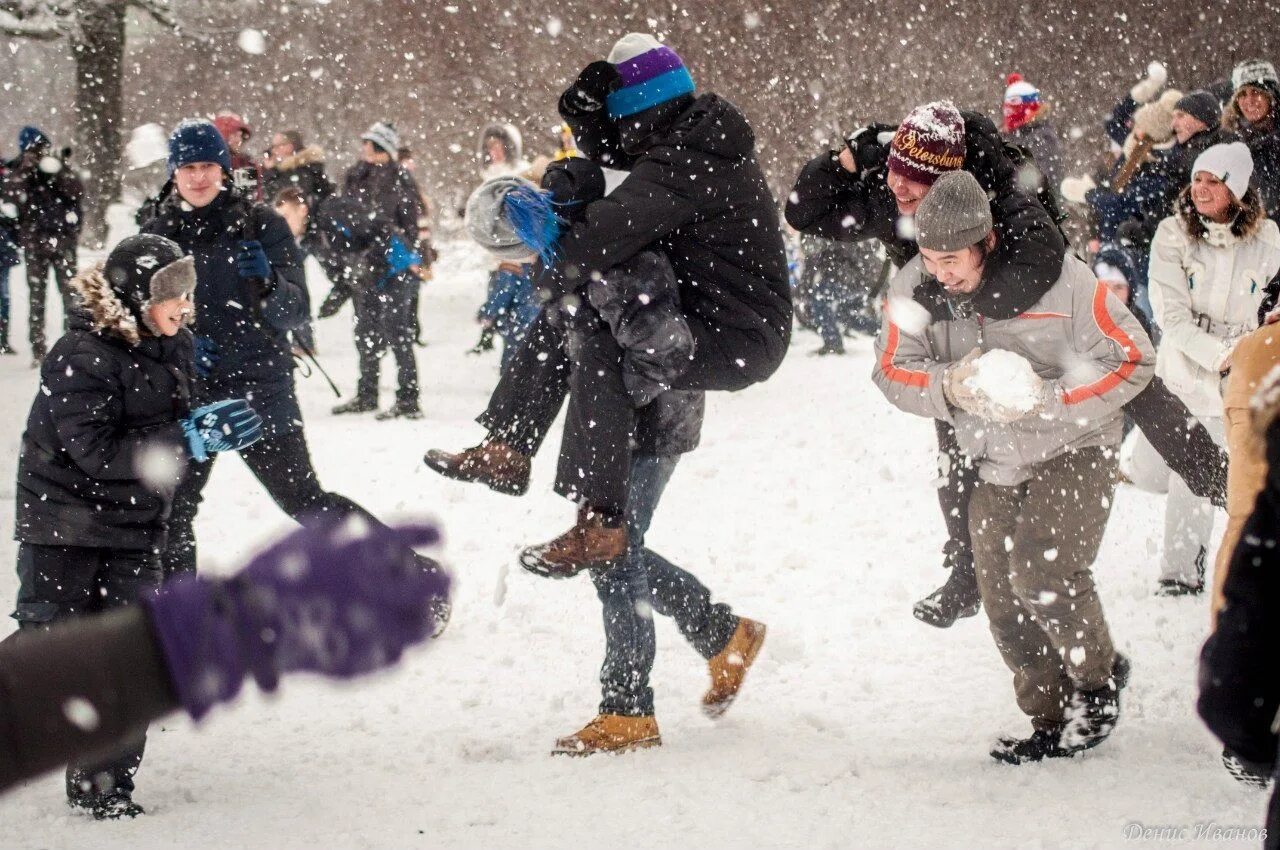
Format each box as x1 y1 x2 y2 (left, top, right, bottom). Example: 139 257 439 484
0 34 1277 847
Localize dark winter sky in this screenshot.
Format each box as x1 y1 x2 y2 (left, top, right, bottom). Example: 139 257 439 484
3 0 1278 213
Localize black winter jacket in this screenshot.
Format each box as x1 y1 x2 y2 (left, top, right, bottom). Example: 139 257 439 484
262 146 336 208
786 111 1039 268
142 187 308 437
550 94 792 372
1198 418 1280 848
16 274 194 552
788 122 1067 319
342 160 422 244
2 151 82 254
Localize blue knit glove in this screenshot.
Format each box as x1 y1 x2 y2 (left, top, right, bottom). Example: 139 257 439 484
384 235 422 277
194 335 220 379
237 239 272 280
182 399 264 462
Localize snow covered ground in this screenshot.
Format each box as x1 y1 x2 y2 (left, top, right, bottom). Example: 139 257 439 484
0 236 1271 849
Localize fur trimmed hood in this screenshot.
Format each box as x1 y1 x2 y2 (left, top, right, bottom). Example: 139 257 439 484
69 262 195 346
274 145 326 173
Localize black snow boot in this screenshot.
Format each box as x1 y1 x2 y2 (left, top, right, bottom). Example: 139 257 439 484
913 551 981 628
70 792 145 820
375 399 424 421
332 397 378 416
1222 748 1273 789
1155 548 1206 597
1061 653 1131 752
414 552 451 638
990 726 1074 765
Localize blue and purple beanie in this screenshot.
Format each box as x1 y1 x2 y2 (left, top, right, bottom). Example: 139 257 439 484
605 34 696 120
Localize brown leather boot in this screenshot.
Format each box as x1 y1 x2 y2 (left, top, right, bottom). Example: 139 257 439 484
552 714 662 756
519 506 627 579
423 440 530 496
702 618 767 719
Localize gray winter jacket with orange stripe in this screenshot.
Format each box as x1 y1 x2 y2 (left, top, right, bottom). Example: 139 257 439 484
873 252 1155 486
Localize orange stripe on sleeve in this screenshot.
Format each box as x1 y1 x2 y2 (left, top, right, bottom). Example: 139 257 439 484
880 321 932 388
1060 283 1142 405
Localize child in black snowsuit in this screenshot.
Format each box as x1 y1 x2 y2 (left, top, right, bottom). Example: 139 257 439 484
10 234 262 819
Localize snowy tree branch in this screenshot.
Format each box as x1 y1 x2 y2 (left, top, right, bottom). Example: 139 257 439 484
0 9 67 40
126 0 178 30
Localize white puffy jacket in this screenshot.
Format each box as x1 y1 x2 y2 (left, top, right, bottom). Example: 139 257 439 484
1148 214 1280 417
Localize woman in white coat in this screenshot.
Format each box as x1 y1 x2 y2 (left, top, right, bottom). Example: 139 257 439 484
1146 141 1280 594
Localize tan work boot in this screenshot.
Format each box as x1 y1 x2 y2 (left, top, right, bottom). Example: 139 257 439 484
423 439 530 496
519 506 627 579
552 714 662 756
702 618 767 719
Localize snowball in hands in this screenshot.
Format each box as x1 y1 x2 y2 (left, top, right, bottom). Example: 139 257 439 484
955 349 1044 424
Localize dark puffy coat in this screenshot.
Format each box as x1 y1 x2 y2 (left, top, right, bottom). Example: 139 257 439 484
549 94 792 372
3 151 83 254
586 250 695 406
342 160 422 244
310 194 402 290
1238 121 1280 218
262 146 336 208
786 111 1049 268
1198 417 1280 848
0 607 178 796
16 268 193 552
787 116 1067 315
141 187 308 437
635 389 704 456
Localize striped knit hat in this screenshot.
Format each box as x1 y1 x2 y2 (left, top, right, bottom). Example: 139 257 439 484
605 34 696 120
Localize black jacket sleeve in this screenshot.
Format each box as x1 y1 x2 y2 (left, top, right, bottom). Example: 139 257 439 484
975 191 1069 320
558 86 635 170
0 608 179 795
1197 422 1280 771
785 151 898 245
252 207 310 332
42 348 188 480
539 153 698 299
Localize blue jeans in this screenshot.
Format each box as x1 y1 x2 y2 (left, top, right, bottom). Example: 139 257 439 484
0 264 10 323
590 455 739 716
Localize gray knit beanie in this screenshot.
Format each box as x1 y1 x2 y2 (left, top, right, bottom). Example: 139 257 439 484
465 175 539 261
915 170 993 252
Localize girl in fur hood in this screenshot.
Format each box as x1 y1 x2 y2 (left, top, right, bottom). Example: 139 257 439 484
13 234 262 820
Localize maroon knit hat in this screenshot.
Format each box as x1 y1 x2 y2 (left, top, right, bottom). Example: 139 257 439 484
887 101 966 186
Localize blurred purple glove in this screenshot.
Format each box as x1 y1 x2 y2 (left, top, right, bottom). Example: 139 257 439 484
144 519 449 720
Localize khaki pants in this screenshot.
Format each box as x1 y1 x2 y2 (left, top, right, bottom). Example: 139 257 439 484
970 447 1119 729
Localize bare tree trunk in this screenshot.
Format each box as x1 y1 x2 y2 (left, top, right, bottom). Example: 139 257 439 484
72 2 126 249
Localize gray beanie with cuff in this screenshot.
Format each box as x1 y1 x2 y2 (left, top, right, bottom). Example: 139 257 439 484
915 170 994 252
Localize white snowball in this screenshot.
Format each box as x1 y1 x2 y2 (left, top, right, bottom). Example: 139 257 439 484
126 123 169 169
238 28 266 55
63 697 100 732
965 350 1042 414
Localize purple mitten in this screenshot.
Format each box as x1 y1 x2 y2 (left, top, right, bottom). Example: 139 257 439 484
144 519 448 720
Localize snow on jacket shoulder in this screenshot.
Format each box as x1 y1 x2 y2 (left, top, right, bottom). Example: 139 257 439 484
873 253 1155 485
1148 214 1280 417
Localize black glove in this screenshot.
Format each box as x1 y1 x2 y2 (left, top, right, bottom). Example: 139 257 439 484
541 158 607 220
562 61 623 115
845 123 897 173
